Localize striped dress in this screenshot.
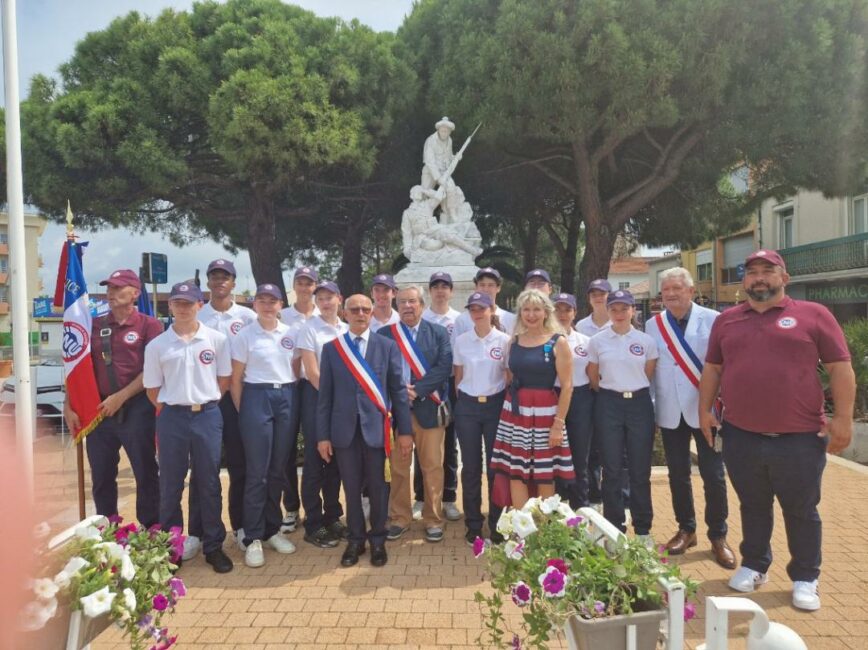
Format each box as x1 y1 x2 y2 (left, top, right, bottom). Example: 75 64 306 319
490 335 575 484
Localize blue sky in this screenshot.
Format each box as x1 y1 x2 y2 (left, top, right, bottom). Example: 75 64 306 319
3 1 414 291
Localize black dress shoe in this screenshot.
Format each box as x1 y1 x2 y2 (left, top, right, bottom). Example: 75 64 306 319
370 545 388 567
341 543 365 567
205 549 234 574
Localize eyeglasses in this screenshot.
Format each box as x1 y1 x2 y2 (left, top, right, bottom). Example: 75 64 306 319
346 306 373 314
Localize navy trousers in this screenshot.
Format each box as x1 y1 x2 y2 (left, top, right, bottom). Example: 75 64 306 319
86 392 160 527
188 392 245 537
595 389 655 535
454 391 505 534
722 422 826 582
557 385 594 509
240 383 295 543
334 421 389 547
157 402 226 553
298 380 343 535
661 416 728 539
281 382 302 515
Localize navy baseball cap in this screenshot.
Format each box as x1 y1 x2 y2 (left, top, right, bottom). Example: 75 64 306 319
745 249 787 271
255 283 282 300
294 266 318 282
206 259 237 277
429 271 453 288
607 290 635 306
169 281 203 303
99 269 141 290
466 292 494 309
553 293 577 310
587 278 612 293
525 268 551 284
314 280 340 295
475 267 502 283
371 273 397 290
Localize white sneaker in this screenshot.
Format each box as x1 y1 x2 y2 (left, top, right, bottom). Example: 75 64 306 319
181 535 201 561
245 539 264 568
635 534 654 550
443 502 462 521
412 501 424 521
728 566 769 593
792 580 820 611
266 533 297 554
362 496 371 522
236 529 248 552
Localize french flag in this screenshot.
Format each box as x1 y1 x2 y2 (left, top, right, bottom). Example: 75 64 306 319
62 241 103 441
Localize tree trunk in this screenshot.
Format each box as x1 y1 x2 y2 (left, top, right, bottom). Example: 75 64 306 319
576 215 616 317
338 212 364 296
520 214 540 273
561 215 581 294
247 188 288 300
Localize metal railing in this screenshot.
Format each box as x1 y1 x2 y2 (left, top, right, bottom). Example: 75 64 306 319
779 232 868 276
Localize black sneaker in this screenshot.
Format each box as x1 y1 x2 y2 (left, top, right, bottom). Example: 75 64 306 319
326 520 349 540
489 531 505 545
386 525 409 541
205 549 234 574
304 527 340 549
465 528 483 546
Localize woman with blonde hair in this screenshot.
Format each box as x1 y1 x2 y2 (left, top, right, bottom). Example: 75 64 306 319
490 289 575 509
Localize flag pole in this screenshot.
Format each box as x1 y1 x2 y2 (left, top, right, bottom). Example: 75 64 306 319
2 0 35 503
66 205 86 520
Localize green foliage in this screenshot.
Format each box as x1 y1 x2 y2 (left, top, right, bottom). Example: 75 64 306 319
842 318 868 417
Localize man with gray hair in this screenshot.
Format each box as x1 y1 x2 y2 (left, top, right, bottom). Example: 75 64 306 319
646 267 736 569
378 285 453 542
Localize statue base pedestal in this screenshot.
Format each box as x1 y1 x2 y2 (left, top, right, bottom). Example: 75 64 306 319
395 264 479 311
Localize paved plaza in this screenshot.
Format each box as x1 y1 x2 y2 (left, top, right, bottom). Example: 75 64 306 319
32 430 868 650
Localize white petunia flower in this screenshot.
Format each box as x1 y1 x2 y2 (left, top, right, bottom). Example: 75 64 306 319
123 588 136 612
120 553 136 581
503 540 525 560
80 586 116 618
33 578 59 601
63 556 90 575
511 510 539 539
521 497 541 513
496 509 514 535
74 525 102 542
53 570 71 590
556 502 576 518
95 541 124 560
539 495 562 514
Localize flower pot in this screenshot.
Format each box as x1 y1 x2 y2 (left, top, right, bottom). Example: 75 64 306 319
564 608 666 650
21 606 112 650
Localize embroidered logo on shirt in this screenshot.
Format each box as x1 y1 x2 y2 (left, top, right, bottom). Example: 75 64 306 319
230 321 243 335
776 317 798 329
629 343 645 356
62 322 89 362
123 331 139 345
199 349 215 364
574 345 588 357
489 346 503 360
280 336 294 350
446 324 454 335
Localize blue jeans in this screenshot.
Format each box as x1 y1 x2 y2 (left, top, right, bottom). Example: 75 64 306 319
594 389 655 535
661 417 728 539
557 385 594 508
722 422 827 582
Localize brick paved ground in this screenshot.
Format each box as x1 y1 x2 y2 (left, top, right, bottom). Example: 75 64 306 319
31 431 868 649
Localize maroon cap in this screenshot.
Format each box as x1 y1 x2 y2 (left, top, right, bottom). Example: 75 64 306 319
745 249 787 271
255 283 282 300
207 259 237 277
99 269 141 290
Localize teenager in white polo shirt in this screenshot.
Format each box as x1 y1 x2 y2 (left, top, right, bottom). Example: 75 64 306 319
369 273 401 332
586 290 659 545
143 281 233 573
453 292 509 545
231 284 300 567
452 267 516 339
296 281 349 548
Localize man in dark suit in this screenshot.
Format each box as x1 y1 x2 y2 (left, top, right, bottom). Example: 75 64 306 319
379 285 453 543
317 294 413 567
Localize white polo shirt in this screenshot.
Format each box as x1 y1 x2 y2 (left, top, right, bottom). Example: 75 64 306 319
587 326 658 392
143 323 231 405
576 314 611 337
422 306 461 337
453 328 509 397
231 319 297 384
452 306 516 341
560 329 591 388
296 315 349 365
198 301 256 338
369 309 400 333
280 304 319 328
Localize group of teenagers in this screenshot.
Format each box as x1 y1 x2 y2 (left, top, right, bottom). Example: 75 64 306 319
66 249 855 613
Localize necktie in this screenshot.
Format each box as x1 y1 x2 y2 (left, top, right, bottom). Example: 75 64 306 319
354 336 364 358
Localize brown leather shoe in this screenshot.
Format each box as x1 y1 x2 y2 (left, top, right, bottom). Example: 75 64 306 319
711 537 737 569
664 530 697 555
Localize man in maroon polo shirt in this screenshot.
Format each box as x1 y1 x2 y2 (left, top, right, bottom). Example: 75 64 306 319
699 249 855 612
63 269 163 527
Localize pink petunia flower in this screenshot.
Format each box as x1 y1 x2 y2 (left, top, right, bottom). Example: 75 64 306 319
566 516 583 527
546 558 569 574
472 536 486 558
152 594 169 612
511 581 532 607
168 577 186 597
107 514 123 525
538 566 568 598
683 602 697 622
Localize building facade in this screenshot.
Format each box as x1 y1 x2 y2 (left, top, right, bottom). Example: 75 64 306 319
0 212 46 346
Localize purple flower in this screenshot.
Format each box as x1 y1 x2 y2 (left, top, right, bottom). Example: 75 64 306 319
538 566 568 598
137 615 153 629
683 602 697 622
565 516 583 527
511 581 532 607
546 558 569 574
168 577 186 597
152 594 169 612
594 600 606 614
511 634 522 649
107 514 123 525
472 536 485 558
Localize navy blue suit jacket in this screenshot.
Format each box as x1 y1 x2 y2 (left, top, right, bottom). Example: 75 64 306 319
316 330 413 449
378 319 452 429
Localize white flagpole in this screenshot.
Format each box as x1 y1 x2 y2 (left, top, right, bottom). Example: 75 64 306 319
2 0 35 498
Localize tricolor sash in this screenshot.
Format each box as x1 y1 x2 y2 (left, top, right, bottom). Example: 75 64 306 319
655 310 703 388
333 333 393 465
390 322 444 404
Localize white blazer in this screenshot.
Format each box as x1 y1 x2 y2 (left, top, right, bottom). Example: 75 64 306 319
646 304 719 430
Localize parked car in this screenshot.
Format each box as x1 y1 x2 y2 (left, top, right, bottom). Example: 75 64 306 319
0 359 65 420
